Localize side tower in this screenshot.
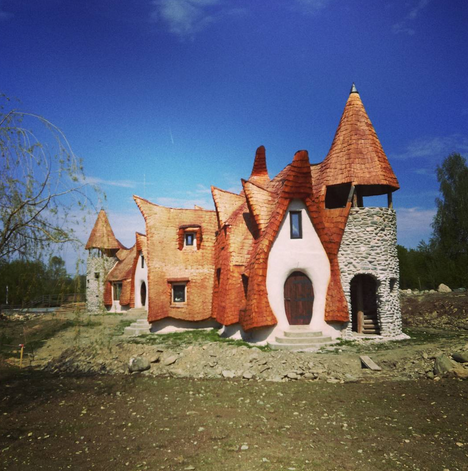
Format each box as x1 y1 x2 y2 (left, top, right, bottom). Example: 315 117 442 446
85 210 122 313
326 85 402 337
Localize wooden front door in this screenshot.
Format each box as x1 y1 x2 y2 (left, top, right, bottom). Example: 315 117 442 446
140 282 147 307
284 271 314 325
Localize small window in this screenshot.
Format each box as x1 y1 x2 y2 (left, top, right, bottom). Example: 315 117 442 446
216 268 221 285
141 254 145 269
290 211 302 239
94 272 100 279
172 284 186 303
185 233 195 246
113 282 122 301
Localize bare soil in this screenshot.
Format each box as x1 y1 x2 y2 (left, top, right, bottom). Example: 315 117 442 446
0 293 467 470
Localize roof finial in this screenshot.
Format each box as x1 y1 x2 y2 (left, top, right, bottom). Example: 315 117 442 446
350 83 358 94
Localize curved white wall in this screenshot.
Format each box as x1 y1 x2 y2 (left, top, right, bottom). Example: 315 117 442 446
266 200 331 332
134 252 148 309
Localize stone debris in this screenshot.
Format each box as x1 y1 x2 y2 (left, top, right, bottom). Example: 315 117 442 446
128 357 150 373
438 283 452 293
452 352 468 363
38 333 468 383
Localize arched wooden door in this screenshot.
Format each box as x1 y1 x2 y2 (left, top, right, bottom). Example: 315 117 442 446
140 282 147 307
284 271 314 325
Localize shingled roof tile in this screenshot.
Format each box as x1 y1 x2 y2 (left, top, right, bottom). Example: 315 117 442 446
85 210 124 250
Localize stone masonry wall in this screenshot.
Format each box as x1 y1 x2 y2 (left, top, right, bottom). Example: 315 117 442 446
338 207 402 338
86 254 117 313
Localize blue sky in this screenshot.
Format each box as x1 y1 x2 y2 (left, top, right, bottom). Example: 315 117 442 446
1 0 467 272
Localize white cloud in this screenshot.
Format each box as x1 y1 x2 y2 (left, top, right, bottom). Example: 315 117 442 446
396 206 436 247
391 135 468 161
85 176 139 188
392 0 431 35
151 0 244 39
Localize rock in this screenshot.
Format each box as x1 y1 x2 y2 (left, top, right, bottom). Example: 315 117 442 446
438 283 452 293
454 287 466 293
454 367 468 380
243 371 253 380
434 354 457 376
163 355 179 366
286 372 299 380
240 444 249 451
452 352 468 363
222 370 235 378
303 372 315 380
128 357 150 373
149 353 161 363
327 378 340 384
426 371 434 379
344 374 359 383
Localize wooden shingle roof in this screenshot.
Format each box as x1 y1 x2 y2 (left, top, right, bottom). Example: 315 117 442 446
321 86 399 193
85 210 123 250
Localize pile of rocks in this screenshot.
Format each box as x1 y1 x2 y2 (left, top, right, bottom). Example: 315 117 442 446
41 338 468 383
401 284 467 296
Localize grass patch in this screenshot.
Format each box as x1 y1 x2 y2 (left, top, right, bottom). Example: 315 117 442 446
114 320 134 336
0 315 101 359
128 329 271 351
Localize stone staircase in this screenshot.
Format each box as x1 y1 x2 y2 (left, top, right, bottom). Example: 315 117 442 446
123 308 150 336
268 326 338 351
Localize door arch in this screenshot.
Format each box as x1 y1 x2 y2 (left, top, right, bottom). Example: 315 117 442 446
140 281 147 307
284 271 314 325
350 274 379 334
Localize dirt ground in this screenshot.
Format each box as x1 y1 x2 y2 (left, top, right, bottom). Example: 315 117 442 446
0 292 468 470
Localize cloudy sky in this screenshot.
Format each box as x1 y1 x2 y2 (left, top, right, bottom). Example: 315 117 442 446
1 0 467 271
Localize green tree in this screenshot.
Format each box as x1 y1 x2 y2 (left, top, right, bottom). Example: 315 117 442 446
430 152 468 288
0 94 101 261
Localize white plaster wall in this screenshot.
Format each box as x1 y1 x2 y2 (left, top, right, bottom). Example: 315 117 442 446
266 200 331 333
134 252 148 309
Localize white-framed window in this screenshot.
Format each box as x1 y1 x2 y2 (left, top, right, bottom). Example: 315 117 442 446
113 282 122 301
290 211 302 239
141 252 145 268
172 283 186 303
185 232 195 247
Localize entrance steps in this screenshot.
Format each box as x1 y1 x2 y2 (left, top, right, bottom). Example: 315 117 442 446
268 326 338 351
124 316 151 336
125 307 148 317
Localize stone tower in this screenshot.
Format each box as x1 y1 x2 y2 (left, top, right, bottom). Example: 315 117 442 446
325 84 402 337
85 210 122 313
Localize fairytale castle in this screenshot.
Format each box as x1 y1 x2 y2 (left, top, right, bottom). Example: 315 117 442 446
85 85 404 347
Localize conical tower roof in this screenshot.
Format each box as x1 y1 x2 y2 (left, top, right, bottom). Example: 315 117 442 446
321 84 399 193
85 209 122 250
248 146 270 185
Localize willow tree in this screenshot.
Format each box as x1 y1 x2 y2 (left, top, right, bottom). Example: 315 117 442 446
0 95 100 261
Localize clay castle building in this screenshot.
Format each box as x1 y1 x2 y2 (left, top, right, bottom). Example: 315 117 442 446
86 85 404 346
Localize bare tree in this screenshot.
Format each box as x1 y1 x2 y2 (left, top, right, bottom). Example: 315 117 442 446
0 95 101 260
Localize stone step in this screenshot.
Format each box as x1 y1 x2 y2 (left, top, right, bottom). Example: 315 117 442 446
283 330 323 338
269 329 338 351
275 335 333 344
124 326 150 336
287 325 314 331
123 317 151 336
134 318 150 325
268 340 337 351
